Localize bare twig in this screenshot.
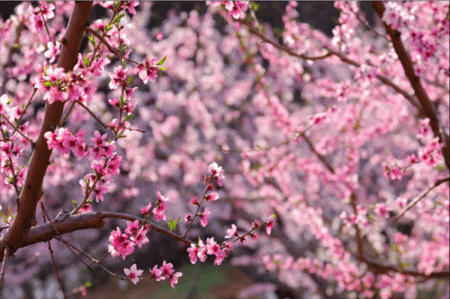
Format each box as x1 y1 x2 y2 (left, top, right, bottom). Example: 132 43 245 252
41 204 67 299
0 247 9 289
391 176 450 223
75 100 108 128
237 19 332 61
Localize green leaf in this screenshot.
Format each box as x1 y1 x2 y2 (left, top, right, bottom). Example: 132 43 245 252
126 76 134 84
84 281 92 287
159 67 167 71
167 217 181 231
43 81 54 87
123 113 133 121
83 55 90 67
114 14 125 25
72 200 77 207
87 34 96 47
156 55 167 66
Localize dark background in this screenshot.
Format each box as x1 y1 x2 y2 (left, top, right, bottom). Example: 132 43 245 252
0 1 376 37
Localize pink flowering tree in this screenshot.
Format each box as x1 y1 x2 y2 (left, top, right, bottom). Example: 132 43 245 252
0 1 449 298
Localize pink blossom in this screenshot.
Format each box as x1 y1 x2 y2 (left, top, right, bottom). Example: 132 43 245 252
224 1 248 19
44 41 61 63
93 182 108 202
266 219 275 235
225 224 238 239
197 240 208 262
187 244 199 264
152 203 167 221
160 260 175 278
124 264 143 285
156 191 169 203
170 272 182 288
135 58 158 84
150 265 163 281
208 162 224 186
206 237 220 255
199 208 211 227
184 214 193 223
108 227 135 260
140 202 152 215
109 66 128 89
205 192 219 202
78 204 92 214
189 196 199 205
375 203 390 219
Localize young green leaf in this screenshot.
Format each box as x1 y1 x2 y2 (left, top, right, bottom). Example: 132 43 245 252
156 55 167 66
167 216 181 231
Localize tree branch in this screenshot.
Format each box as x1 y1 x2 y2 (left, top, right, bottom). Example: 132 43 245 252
371 1 450 170
0 1 93 262
237 18 423 112
20 211 193 249
391 176 450 223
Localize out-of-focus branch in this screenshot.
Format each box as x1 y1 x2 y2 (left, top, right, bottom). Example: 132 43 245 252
371 1 450 170
357 256 449 278
1 20 25 95
391 176 450 223
0 1 94 262
237 19 423 112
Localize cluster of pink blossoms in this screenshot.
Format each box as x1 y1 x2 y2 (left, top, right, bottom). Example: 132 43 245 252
33 64 88 104
123 261 182 288
44 128 122 202
207 1 248 19
108 220 149 260
140 190 169 221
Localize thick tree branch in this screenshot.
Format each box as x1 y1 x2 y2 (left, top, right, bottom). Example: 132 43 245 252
0 1 93 262
371 1 450 170
21 212 193 249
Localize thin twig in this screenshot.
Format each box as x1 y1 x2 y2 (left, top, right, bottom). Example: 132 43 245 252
1 116 35 146
41 203 67 299
37 2 54 44
75 100 108 128
237 19 332 61
0 247 9 289
85 27 140 65
391 176 450 223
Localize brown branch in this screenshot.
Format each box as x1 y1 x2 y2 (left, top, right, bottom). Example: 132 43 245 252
358 256 449 278
41 204 67 299
85 26 120 56
300 132 335 174
75 100 108 128
237 19 332 61
391 176 450 223
21 211 193 249
324 48 422 112
237 19 423 112
371 1 450 170
0 1 94 262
